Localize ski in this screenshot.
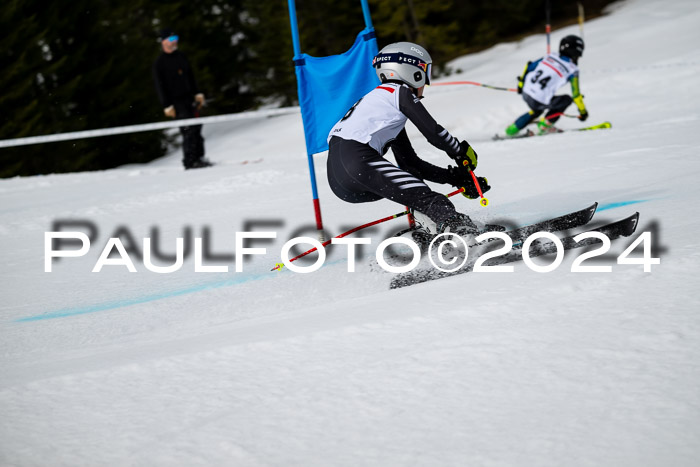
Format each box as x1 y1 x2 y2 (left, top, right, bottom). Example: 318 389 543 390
492 121 611 141
499 202 598 245
376 203 598 271
576 121 613 132
240 158 263 165
484 211 639 267
372 203 598 273
404 202 598 252
389 211 639 289
492 129 537 140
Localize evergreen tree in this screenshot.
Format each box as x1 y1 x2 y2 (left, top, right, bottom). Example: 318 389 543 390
150 0 257 115
369 0 460 74
0 0 617 178
0 0 167 177
242 0 297 107
294 0 368 57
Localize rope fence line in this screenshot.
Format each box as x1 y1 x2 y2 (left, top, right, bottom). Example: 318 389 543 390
3 60 698 150
0 107 300 149
429 61 700 94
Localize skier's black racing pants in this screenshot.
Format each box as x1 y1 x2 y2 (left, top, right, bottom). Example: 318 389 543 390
327 136 458 224
514 94 573 130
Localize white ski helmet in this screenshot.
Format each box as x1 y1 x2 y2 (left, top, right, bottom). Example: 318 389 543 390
373 42 432 88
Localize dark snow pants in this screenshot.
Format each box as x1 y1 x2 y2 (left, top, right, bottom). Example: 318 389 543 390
174 99 205 168
327 136 458 224
514 94 574 129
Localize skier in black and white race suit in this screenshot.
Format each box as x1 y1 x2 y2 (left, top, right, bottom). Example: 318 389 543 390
327 42 490 236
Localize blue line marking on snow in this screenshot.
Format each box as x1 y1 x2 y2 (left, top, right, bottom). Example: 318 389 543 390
16 271 267 323
598 199 648 211
15 198 650 323
16 257 350 323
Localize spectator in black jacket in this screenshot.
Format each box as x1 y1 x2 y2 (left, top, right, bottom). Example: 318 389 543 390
152 28 211 169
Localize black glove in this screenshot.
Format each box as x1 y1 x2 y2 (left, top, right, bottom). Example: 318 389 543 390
578 109 589 122
462 175 491 199
447 165 467 187
451 140 478 171
447 166 491 199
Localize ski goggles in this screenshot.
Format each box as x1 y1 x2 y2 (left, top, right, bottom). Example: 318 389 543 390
373 52 432 85
166 35 179 42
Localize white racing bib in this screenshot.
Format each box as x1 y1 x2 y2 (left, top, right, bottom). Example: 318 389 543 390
523 54 578 105
328 83 407 154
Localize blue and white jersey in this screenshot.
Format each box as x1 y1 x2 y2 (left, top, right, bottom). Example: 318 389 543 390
522 54 578 106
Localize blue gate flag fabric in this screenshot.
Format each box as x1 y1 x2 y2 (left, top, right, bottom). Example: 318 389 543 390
294 28 380 155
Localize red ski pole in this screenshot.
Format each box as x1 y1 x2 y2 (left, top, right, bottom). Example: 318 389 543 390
431 81 518 92
272 187 466 271
545 112 580 121
469 171 489 207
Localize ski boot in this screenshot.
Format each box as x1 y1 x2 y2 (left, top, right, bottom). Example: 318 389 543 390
505 123 520 137
410 209 437 234
500 124 534 139
437 213 479 237
185 158 214 170
537 119 562 135
404 209 437 252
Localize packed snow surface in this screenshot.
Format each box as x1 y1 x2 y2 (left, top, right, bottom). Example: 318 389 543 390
2 0 700 465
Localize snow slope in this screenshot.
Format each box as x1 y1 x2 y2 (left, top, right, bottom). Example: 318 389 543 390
2 0 700 465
